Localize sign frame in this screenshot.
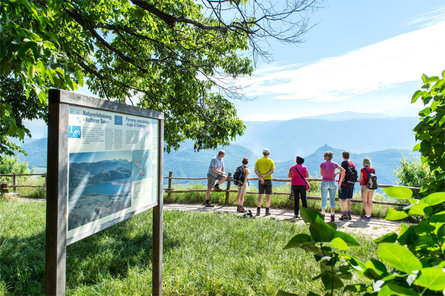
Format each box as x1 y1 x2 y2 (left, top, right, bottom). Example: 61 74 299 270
45 89 164 295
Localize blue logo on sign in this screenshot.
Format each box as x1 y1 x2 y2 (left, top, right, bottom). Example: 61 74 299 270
115 115 123 125
68 126 81 138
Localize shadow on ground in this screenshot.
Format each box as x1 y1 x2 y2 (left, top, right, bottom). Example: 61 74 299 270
0 215 180 295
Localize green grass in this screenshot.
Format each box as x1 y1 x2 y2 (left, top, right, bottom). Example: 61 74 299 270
164 183 404 219
0 200 378 295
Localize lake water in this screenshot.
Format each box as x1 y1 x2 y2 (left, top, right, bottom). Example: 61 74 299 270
82 181 131 195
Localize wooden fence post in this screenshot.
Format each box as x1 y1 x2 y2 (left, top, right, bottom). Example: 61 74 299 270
167 171 173 200
44 173 48 191
1 183 9 194
225 172 232 205
13 173 17 193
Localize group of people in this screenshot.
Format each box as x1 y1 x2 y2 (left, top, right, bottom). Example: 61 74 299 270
205 149 377 222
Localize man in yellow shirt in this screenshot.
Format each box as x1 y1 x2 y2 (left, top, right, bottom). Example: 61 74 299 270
254 148 275 216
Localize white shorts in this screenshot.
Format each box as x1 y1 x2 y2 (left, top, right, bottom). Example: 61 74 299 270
237 184 247 195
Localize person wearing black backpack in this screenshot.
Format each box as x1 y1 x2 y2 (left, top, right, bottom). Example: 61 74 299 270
338 151 357 221
358 157 376 221
234 158 250 213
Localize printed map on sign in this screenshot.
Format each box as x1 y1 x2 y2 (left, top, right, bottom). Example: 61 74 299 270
132 150 151 181
67 105 159 242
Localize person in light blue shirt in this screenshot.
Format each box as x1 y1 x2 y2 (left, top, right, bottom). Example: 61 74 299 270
205 150 227 207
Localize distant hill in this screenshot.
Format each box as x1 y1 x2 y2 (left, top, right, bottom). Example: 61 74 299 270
274 144 417 185
17 138 414 185
296 111 389 121
17 138 48 169
15 112 418 185
19 113 418 162
17 138 256 179
234 116 418 161
164 142 256 179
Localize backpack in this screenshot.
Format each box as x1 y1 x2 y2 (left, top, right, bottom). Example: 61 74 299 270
344 161 358 185
365 168 378 189
233 165 245 186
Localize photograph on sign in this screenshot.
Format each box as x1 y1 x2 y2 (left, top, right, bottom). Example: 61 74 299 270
67 106 159 241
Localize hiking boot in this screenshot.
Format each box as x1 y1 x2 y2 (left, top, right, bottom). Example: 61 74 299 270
348 212 352 220
236 206 246 213
205 202 214 207
364 216 371 222
330 214 335 222
360 214 367 219
265 208 271 216
214 184 222 192
339 212 349 221
256 208 261 216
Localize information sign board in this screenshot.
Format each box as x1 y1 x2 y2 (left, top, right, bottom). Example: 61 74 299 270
45 89 164 295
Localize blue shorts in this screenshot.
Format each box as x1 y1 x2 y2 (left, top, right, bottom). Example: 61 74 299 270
338 185 354 199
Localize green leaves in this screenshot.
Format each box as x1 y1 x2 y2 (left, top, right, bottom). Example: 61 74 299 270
330 238 347 250
374 232 397 244
283 207 363 295
309 219 335 243
383 186 413 199
411 71 445 193
333 232 360 247
411 90 422 103
300 207 323 224
283 234 312 249
422 192 445 206
320 272 344 290
276 290 299 296
415 267 445 291
385 208 409 220
283 181 445 296
378 243 422 273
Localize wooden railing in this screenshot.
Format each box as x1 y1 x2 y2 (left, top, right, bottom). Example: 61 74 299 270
0 173 47 193
163 171 420 206
0 172 420 207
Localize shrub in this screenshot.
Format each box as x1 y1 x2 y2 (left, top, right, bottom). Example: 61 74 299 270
411 71 445 194
394 155 432 188
280 187 445 296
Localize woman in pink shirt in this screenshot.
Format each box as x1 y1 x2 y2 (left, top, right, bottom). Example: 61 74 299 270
288 156 309 219
320 151 345 222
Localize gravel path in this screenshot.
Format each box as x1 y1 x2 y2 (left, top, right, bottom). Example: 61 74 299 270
164 203 402 240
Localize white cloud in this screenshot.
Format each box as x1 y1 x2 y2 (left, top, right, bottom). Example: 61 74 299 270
238 20 445 103
408 7 445 28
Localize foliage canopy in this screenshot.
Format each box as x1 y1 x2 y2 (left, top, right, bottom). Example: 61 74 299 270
0 75 47 155
0 154 32 175
0 0 320 154
411 71 445 193
394 155 433 193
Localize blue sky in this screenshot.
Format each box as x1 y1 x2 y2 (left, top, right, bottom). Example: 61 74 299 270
25 0 445 137
231 0 445 121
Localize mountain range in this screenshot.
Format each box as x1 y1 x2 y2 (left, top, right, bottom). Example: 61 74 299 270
16 112 419 185
234 116 418 161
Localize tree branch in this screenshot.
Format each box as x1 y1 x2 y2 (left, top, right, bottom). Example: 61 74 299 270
131 0 230 33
